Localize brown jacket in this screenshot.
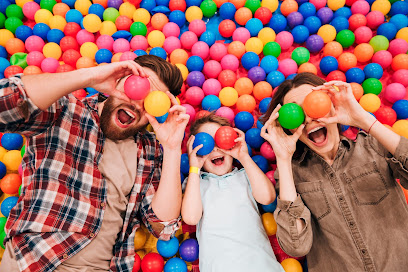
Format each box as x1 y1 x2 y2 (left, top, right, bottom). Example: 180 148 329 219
275 132 408 272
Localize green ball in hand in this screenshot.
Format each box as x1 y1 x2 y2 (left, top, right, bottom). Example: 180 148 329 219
278 103 305 130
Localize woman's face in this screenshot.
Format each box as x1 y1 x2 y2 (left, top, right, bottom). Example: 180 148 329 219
283 84 340 157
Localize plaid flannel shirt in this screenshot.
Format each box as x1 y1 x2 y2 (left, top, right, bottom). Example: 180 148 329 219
0 75 180 272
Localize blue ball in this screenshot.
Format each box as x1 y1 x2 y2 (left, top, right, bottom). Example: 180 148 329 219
0 161 6 179
262 197 277 213
298 2 316 18
180 171 185 183
246 18 263 37
266 71 285 88
0 46 7 59
268 14 287 33
377 23 397 41
149 47 167 60
135 49 147 56
156 112 168 123
88 4 105 19
319 56 338 75
86 87 98 96
286 73 297 80
32 23 50 40
390 14 408 30
334 7 352 19
219 2 236 20
234 111 254 132
193 132 215 156
345 67 365 84
202 95 221 111
95 49 113 64
341 124 350 132
303 16 321 34
0 57 10 74
245 128 264 149
260 55 279 74
256 119 264 129
241 52 260 70
292 25 309 44
46 29 64 44
199 31 216 46
164 257 187 272
169 10 186 27
390 1 408 16
0 0 10 14
65 9 83 24
392 100 408 119
252 155 268 172
363 63 383 79
287 11 304 29
140 0 156 12
157 237 179 258
62 0 75 8
180 153 190 176
186 0 202 7
156 0 170 6
186 55 204 72
15 25 33 42
1 196 18 217
1 133 23 150
259 97 272 114
330 16 349 32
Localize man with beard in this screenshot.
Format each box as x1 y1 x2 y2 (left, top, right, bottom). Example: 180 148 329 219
0 55 188 272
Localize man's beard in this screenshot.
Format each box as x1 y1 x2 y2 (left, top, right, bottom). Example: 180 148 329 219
99 97 147 141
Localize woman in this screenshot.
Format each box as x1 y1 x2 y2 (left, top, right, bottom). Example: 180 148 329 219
260 73 408 272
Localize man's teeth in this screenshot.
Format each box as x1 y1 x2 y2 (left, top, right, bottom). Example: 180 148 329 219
308 126 324 134
124 110 135 118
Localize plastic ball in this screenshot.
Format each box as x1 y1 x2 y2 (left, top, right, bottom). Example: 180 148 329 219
325 70 346 81
266 70 285 88
390 14 408 31
24 65 42 75
169 0 186 11
392 54 408 71
337 52 357 71
234 7 252 26
185 86 205 106
362 78 382 95
133 8 150 25
40 57 58 73
306 34 324 53
163 258 187 272
277 59 297 78
246 18 263 37
291 47 310 65
280 0 298 16
144 91 171 117
179 239 199 262
281 258 303 272
201 95 221 111
23 1 40 20
260 55 278 74
0 161 6 179
258 28 276 46
232 28 250 44
372 50 392 69
269 13 287 33
353 43 374 63
1 196 18 218
319 56 338 75
366 10 384 30
236 94 256 112
169 10 186 27
363 63 383 79
219 19 236 38
351 0 369 15
253 81 272 101
278 103 305 129
359 93 381 112
192 132 215 156
393 100 408 119
234 77 253 96
392 69 408 87
219 54 238 72
275 31 293 51
202 79 221 96
201 60 221 78
298 62 317 74
214 126 237 149
393 120 408 139
147 30 165 48
215 107 234 124
322 41 343 58
219 86 238 106
163 36 181 54
76 29 95 46
244 128 263 149
0 173 21 195
384 83 406 103
254 7 272 25
262 42 280 58
191 41 210 60
389 38 408 58
259 97 272 114
1 133 23 150
303 91 332 118
345 67 364 84
141 253 164 272
157 237 179 258
234 111 254 131
185 6 203 22
124 75 150 100
163 22 180 38
369 35 389 52
209 43 227 61
261 212 277 235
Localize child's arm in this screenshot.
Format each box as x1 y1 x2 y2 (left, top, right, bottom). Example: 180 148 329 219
181 135 209 225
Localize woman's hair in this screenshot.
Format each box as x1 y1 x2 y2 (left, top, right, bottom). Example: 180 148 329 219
134 55 183 97
190 112 231 136
261 73 326 123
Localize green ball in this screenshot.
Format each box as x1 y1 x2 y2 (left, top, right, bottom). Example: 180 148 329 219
0 217 6 232
0 231 5 249
40 0 57 12
291 47 310 65
21 145 25 157
200 0 217 18
245 0 261 13
130 22 148 36
263 42 281 58
278 103 305 130
4 17 23 34
10 53 28 69
6 4 24 20
103 7 120 22
336 29 355 48
369 35 389 52
0 12 5 29
362 78 382 95
18 185 22 196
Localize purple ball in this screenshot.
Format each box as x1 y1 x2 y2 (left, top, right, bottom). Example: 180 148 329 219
317 7 333 24
179 239 199 262
108 0 123 9
287 12 304 29
306 34 324 53
248 66 266 84
187 71 205 87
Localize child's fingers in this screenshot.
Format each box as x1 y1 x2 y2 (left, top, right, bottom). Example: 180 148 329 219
191 144 203 156
169 105 186 114
187 135 195 151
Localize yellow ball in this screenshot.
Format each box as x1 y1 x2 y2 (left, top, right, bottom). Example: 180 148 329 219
120 2 136 19
133 8 151 25
371 0 391 15
185 6 203 23
245 37 263 55
147 30 165 48
219 87 238 107
396 27 408 44
327 0 345 11
258 27 276 45
80 42 99 59
392 120 408 139
318 24 337 43
16 0 32 7
176 97 181 105
49 15 67 31
359 93 381 113
134 227 147 250
261 212 277 236
280 258 303 272
2 150 22 172
144 91 171 117
261 0 279 12
34 9 53 25
74 0 92 15
43 42 62 59
100 21 117 36
0 30 14 47
175 63 188 81
83 14 102 33
0 147 7 161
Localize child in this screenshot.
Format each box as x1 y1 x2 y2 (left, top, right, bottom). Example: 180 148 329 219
182 113 285 272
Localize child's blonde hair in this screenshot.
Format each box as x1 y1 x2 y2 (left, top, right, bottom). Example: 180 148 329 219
190 112 231 136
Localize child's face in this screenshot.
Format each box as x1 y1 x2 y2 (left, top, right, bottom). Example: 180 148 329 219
197 122 234 176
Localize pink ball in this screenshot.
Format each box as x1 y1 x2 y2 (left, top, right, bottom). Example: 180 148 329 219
388 39 408 57
163 36 181 54
351 0 370 15
203 60 222 78
23 1 40 20
185 86 205 106
384 83 406 103
392 69 408 87
113 38 130 53
120 51 137 61
41 57 59 73
96 35 114 51
309 0 326 10
130 35 148 51
18 163 23 176
76 30 95 45
354 26 373 44
266 170 276 186
191 41 210 59
372 50 392 69
202 78 222 96
278 59 298 77
220 54 239 71
232 27 251 44
275 31 293 51
180 31 198 50
124 75 150 100
162 22 180 38
366 11 384 30
26 51 45 67
215 106 235 124
189 19 206 37
25 35 45 52
181 104 196 123
260 142 276 161
210 43 227 61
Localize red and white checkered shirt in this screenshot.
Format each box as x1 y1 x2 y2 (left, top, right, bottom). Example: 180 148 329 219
0 75 180 272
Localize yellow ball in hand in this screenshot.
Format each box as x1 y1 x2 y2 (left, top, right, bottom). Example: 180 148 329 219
144 91 171 117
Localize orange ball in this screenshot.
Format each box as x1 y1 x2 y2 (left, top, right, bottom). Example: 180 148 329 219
170 49 188 65
112 52 123 62
253 81 272 100
228 41 246 59
93 0 108 8
213 0 228 8
280 0 298 16
5 38 25 55
24 65 42 75
338 52 357 71
280 258 303 272
323 41 343 58
354 43 374 63
234 77 254 96
303 90 332 118
151 13 169 31
392 54 408 71
236 94 256 112
0 173 22 195
298 63 317 74
229 0 246 9
53 3 70 17
76 56 95 69
235 7 253 26
350 82 364 101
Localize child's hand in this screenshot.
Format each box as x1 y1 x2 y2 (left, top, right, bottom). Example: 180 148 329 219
187 135 209 169
222 129 249 161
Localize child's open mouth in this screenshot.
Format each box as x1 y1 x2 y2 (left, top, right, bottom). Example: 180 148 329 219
308 126 328 147
211 156 225 166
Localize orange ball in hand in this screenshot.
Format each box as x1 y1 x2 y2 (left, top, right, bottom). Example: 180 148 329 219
303 91 332 119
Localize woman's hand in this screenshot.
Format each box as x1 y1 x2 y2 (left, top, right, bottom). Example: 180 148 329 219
222 129 249 161
260 104 304 161
187 135 209 169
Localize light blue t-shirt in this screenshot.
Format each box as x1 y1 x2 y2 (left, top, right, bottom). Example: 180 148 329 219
196 168 285 272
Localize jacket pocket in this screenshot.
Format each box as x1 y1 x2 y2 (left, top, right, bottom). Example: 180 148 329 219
296 181 331 220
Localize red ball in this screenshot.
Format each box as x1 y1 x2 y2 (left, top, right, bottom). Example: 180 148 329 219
375 107 397 126
219 20 236 38
141 253 164 272
4 66 24 78
62 49 81 67
0 174 21 194
254 7 272 25
348 14 367 31
260 142 276 161
115 15 132 31
132 254 141 272
60 36 79 51
215 126 238 149
64 22 82 37
56 64 75 73
326 70 346 82
218 70 237 87
72 89 87 99
169 0 186 11
366 11 384 30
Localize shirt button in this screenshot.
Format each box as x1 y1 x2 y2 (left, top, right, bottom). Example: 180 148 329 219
63 254 68 259
89 232 95 238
